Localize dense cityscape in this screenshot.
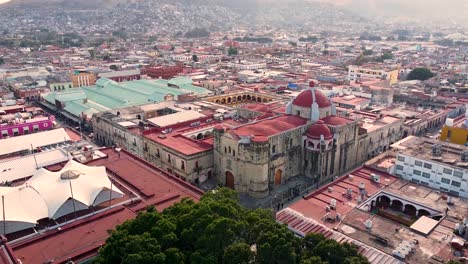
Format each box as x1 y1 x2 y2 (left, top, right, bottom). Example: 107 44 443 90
0 0 467 263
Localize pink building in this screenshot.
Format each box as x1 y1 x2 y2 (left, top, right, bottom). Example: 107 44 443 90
0 115 56 139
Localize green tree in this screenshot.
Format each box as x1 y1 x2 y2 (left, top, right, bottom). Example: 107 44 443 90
224 242 253 264
89 49 96 60
228 47 238 56
94 188 369 264
363 50 373 56
380 52 393 60
192 55 199 62
407 67 435 81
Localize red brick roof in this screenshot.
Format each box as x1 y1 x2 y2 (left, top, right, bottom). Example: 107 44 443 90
233 115 307 138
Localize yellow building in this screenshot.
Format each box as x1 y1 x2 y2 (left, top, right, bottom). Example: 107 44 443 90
348 66 399 85
440 116 468 146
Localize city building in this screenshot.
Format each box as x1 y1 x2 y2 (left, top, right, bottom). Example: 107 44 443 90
41 78 212 123
0 113 56 139
392 136 468 198
213 83 404 198
440 111 468 146
98 69 141 82
144 64 184 79
348 65 399 85
70 70 97 88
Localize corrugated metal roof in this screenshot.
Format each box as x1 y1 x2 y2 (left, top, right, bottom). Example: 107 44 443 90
277 208 403 264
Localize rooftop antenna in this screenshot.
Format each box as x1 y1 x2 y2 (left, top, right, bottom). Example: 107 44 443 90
2 195 5 235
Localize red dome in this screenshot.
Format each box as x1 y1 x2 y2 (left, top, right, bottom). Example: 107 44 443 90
306 120 333 140
293 89 331 108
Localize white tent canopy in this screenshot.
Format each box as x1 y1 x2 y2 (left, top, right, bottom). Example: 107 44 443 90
0 160 123 234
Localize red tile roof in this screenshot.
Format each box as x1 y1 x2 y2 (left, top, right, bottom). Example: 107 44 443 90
288 166 398 228
321 115 354 126
11 206 136 264
242 103 269 112
233 115 307 138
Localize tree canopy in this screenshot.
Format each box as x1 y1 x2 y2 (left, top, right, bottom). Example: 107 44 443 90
228 47 238 56
94 188 369 264
407 67 435 81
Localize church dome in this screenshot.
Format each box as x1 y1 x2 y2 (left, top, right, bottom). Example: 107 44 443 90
306 120 333 140
292 89 332 108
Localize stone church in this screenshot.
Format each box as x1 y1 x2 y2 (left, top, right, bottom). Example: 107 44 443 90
214 82 403 198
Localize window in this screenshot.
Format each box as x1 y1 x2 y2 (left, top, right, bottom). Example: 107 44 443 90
440 187 449 192
228 146 231 154
443 168 452 175
233 150 235 157
1 130 8 137
397 156 405 162
415 160 423 167
272 145 276 154
156 149 160 158
441 178 451 184
423 163 432 169
447 130 452 138
396 165 403 170
454 171 463 178
13 128 19 136
449 190 459 196
451 181 461 187
181 160 185 170
195 161 199 169
422 172 431 178
224 147 227 153
420 181 429 186
413 170 421 176
168 154 171 163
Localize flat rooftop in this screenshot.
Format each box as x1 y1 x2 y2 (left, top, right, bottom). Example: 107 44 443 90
278 166 468 264
391 136 468 169
0 128 72 157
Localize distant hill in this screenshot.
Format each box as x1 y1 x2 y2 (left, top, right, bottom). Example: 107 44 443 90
2 0 126 8
320 0 468 21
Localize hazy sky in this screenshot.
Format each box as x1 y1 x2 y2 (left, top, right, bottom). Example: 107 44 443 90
0 0 10 3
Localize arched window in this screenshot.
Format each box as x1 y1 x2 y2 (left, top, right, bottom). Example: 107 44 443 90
233 150 235 157
228 146 231 153
224 147 227 153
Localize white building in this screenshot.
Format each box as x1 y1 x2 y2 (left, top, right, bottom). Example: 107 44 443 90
392 136 468 198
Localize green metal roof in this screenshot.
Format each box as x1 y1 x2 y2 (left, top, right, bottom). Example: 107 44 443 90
49 78 210 119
